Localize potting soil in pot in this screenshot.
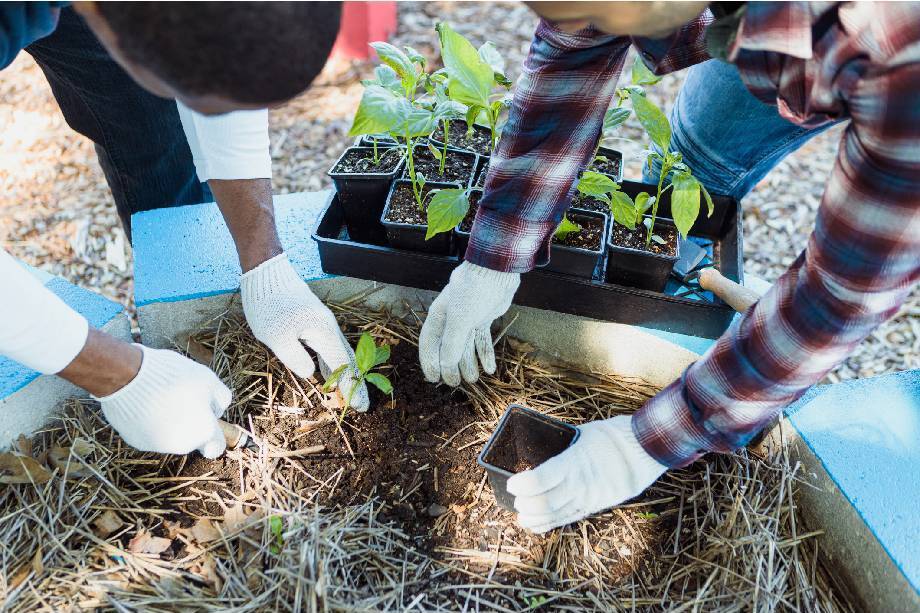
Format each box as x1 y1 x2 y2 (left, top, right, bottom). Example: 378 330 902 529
611 222 678 255
408 146 475 185
331 147 402 175
384 182 443 226
431 121 492 157
588 153 621 178
458 190 482 233
553 215 605 251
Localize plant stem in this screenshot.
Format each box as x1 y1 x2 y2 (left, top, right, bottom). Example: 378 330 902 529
406 137 423 210
440 120 448 175
372 137 379 165
646 159 670 246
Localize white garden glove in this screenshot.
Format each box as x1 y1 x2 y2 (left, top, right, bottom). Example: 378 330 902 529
419 261 520 387
241 253 368 411
507 416 667 533
95 345 232 458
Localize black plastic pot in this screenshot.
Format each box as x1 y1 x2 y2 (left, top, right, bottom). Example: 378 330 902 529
402 143 478 188
606 216 680 292
429 121 493 158
380 179 457 255
478 405 580 511
327 146 405 244
356 134 398 148
587 145 624 183
473 157 489 189
452 189 483 260
546 210 609 280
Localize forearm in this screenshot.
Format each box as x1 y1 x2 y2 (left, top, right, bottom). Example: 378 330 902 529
58 328 142 397
209 178 282 272
465 21 629 273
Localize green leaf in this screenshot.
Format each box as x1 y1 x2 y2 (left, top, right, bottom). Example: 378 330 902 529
427 141 443 162
609 190 638 230
374 344 391 367
651 234 667 245
436 22 492 109
629 89 671 153
426 188 470 240
554 215 581 241
477 41 509 86
403 45 426 69
577 171 619 198
635 192 653 213
322 363 349 393
348 85 410 137
433 99 466 123
464 105 482 131
405 107 438 138
365 373 393 396
370 41 418 94
700 182 715 218
670 172 701 239
631 55 663 86
355 333 376 375
602 107 631 135
269 515 283 554
366 65 403 95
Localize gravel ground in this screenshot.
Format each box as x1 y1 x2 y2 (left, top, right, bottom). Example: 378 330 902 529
0 2 914 380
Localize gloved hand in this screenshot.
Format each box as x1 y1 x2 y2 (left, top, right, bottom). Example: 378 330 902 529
419 261 520 387
241 253 368 411
507 416 667 533
95 345 232 458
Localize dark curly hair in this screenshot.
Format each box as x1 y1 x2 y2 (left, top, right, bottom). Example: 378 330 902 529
96 2 342 105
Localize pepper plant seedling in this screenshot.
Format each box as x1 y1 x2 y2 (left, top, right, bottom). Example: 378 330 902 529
323 332 392 419
425 186 474 240
349 43 465 209
620 56 714 244
436 22 512 153
554 215 582 241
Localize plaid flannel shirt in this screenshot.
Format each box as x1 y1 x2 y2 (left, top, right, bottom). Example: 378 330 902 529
465 2 920 467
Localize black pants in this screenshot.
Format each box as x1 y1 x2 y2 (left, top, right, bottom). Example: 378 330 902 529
24 8 212 237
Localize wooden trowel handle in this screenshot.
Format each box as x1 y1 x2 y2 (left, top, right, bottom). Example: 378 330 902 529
698 269 762 313
217 420 248 449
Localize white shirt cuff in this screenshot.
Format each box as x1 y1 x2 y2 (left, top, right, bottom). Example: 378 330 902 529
176 101 272 182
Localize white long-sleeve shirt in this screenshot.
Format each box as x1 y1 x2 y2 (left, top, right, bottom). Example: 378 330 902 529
1 104 273 374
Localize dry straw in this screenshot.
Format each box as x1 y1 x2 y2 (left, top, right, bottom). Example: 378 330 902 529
0 301 854 611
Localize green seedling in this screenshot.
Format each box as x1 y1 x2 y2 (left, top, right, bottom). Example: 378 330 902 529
323 332 393 420
269 515 284 555
436 22 512 153
554 214 581 241
349 43 464 209
522 594 548 610
617 56 713 245
425 186 473 240
576 170 665 242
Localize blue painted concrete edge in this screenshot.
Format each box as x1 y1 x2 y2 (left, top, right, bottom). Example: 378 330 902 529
132 191 334 307
785 370 920 595
0 276 124 399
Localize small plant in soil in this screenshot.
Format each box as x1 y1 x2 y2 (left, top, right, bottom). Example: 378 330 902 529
619 56 714 244
553 215 582 242
424 186 477 240
323 332 392 419
553 212 605 251
349 42 465 210
436 22 512 154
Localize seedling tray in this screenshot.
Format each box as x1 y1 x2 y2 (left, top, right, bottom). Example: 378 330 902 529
312 181 745 339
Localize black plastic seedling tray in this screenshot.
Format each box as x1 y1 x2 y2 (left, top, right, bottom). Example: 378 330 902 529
312 180 745 339
477 405 580 511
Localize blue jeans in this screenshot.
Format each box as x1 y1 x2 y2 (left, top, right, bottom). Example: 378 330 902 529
644 59 840 199
24 8 211 238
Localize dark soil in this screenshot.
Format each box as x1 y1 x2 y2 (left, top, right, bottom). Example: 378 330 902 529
571 192 609 214
431 121 492 157
484 411 576 474
331 147 402 175
553 214 605 251
610 221 678 256
384 181 448 226
458 190 482 233
588 153 621 178
404 146 476 186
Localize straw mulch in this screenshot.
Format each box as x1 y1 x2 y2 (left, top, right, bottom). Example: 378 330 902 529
0 302 855 612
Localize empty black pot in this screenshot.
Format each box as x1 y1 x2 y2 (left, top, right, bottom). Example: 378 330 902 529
478 405 580 511
328 145 405 244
